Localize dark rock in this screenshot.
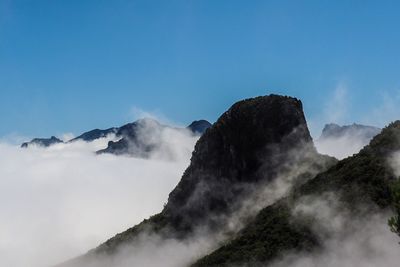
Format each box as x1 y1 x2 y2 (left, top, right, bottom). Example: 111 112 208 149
162 95 316 232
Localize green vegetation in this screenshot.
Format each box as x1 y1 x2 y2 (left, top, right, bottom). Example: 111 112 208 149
193 201 318 267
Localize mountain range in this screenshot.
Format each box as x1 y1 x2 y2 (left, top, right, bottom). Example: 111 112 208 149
21 119 212 157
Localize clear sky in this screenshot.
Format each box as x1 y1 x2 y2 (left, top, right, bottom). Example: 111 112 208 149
1 0 400 138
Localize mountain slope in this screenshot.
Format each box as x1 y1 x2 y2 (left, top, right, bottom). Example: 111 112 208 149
193 121 400 266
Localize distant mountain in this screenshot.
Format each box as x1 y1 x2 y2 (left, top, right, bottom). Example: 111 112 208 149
58 94 336 266
96 118 165 156
96 119 211 156
21 119 211 155
320 123 381 140
21 136 63 148
69 128 118 142
187 120 212 135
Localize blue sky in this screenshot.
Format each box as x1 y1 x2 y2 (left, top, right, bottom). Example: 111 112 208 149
1 0 400 138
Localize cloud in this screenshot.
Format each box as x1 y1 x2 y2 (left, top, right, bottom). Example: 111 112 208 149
308 83 349 138
58 139 331 267
0 127 198 267
314 132 375 159
271 193 400 267
130 107 178 127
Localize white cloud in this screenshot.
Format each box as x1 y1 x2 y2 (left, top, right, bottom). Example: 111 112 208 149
0 128 198 267
272 194 400 267
314 133 373 159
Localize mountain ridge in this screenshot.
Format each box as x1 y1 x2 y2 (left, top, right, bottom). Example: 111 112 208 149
20 119 211 152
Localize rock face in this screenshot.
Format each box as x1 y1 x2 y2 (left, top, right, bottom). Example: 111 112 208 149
162 95 317 232
187 120 212 134
21 136 63 148
320 123 381 140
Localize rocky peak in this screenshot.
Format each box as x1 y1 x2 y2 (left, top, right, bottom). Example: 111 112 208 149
163 94 315 231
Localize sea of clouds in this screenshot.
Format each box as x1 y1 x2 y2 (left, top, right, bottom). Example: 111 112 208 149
0 127 198 267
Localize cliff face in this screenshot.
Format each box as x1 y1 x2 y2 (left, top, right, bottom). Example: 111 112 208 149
162 95 317 232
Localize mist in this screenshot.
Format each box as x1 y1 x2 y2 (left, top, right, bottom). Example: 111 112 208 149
314 133 375 160
59 132 330 267
0 125 198 267
271 194 400 267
